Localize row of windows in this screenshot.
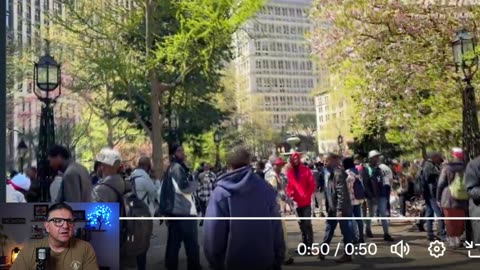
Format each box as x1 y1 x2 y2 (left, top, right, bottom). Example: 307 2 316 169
256 77 315 89
265 96 314 106
255 59 313 72
318 111 344 123
256 88 310 94
254 23 310 36
254 41 311 54
259 6 307 18
317 101 344 113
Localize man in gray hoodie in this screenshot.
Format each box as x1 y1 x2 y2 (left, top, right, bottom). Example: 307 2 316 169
130 157 158 216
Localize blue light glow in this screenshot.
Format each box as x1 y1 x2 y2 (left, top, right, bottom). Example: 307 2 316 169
87 205 112 229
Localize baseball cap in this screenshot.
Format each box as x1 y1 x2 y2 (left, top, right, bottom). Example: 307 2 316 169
96 148 122 166
368 150 382 159
274 158 286 166
452 147 464 160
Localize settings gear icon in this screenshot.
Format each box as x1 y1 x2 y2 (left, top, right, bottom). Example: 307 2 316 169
428 240 446 258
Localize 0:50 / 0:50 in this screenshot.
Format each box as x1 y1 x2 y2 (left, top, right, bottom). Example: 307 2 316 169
297 243 378 256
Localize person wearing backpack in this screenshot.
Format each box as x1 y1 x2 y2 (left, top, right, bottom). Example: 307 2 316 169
422 152 446 241
159 143 201 270
345 157 365 244
437 148 468 249
91 148 152 270
130 157 158 216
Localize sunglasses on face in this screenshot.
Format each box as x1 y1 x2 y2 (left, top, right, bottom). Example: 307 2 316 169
47 218 75 227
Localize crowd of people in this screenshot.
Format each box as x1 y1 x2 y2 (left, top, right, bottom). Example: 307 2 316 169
5 143 480 269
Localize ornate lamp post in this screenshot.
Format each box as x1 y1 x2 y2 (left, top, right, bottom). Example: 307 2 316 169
213 130 221 170
337 134 344 156
452 28 480 163
34 43 61 202
17 139 28 173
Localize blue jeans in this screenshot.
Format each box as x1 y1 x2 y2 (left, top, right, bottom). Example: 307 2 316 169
321 218 354 254
352 205 364 240
425 198 445 237
364 197 389 235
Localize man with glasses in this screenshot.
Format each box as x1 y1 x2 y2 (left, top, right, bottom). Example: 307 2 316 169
11 202 98 270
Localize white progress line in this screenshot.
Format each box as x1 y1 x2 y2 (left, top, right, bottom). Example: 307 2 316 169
119 217 480 220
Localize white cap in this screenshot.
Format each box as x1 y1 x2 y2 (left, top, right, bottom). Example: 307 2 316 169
11 174 31 191
368 150 382 159
96 148 122 166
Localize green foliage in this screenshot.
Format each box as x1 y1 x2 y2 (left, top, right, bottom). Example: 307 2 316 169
310 0 474 156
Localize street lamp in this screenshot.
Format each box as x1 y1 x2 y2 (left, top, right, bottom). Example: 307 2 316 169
213 130 221 171
34 42 61 202
452 28 480 162
337 134 344 156
17 139 28 173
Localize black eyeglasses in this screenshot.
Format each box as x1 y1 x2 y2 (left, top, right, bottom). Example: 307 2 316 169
47 218 74 227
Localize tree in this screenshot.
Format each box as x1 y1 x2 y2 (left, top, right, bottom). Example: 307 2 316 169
310 0 472 157
50 0 265 176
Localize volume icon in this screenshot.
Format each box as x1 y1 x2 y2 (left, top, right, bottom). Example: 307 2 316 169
390 240 410 258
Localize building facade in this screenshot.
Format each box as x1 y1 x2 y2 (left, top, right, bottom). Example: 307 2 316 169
315 88 351 155
6 0 81 170
232 0 317 129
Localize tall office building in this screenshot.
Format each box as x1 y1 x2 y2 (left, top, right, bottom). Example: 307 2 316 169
232 0 318 129
6 0 81 169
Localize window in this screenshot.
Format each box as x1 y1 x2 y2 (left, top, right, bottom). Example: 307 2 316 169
269 24 274 33
307 62 312 70
256 78 263 87
279 79 285 87
319 116 324 122
254 23 259 32
300 62 306 70
292 61 299 70
285 43 291 52
271 60 277 69
276 26 282 34
277 42 283 51
286 79 292 88
268 6 274 15
296 9 303 17
282 8 288 16
269 42 275 52
263 60 269 69
292 44 298 52
289 8 295 17
256 60 261 69
275 7 281 15
308 79 313 88
283 25 289 34
291 26 296 34
272 78 278 87
293 79 299 88
326 115 330 121
286 61 291 70
278 61 284 70
273 115 280 124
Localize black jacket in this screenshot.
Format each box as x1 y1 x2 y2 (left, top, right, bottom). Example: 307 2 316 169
157 159 198 217
325 168 352 217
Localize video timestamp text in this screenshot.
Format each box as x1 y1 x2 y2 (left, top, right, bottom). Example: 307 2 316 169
297 242 378 257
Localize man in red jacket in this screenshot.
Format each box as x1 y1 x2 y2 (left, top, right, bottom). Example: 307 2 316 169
286 152 316 248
